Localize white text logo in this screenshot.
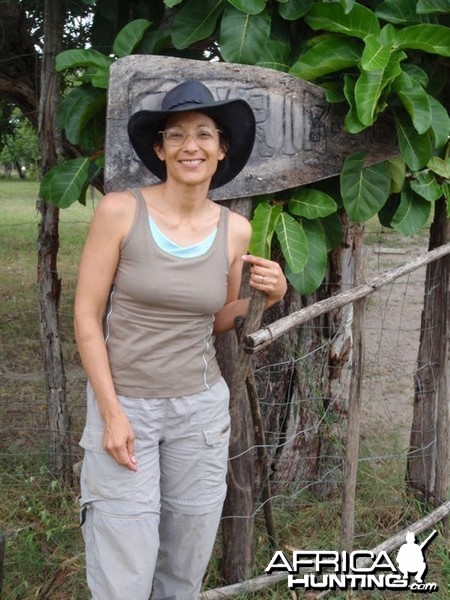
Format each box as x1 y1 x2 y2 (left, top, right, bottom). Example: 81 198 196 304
265 530 438 593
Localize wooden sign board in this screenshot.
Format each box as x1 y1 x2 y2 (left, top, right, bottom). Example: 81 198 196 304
106 55 398 200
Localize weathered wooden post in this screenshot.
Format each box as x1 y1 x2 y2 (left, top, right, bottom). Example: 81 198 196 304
105 55 397 584
37 0 72 484
408 198 449 506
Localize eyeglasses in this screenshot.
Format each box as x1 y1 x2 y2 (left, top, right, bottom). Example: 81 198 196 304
158 127 222 147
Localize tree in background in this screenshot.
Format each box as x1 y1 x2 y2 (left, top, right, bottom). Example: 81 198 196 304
0 106 40 178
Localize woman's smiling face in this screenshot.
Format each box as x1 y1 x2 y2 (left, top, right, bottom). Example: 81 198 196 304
153 111 226 187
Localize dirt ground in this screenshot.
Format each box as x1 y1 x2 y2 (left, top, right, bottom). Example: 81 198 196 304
360 237 428 447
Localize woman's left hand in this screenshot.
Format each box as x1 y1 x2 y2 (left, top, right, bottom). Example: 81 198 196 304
242 254 288 304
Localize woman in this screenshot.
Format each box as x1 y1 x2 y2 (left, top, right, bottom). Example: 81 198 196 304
75 79 287 600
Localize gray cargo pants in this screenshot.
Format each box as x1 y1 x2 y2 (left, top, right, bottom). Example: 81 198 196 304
79 378 230 600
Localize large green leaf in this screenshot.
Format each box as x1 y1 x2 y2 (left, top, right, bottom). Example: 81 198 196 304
393 72 432 134
394 25 450 57
340 152 391 222
139 30 172 55
401 63 429 88
249 200 283 259
354 68 385 126
56 86 106 147
375 0 430 25
228 0 266 15
320 212 343 250
429 97 450 149
343 75 367 133
391 182 432 235
417 0 450 14
256 36 291 72
77 110 106 154
278 0 314 20
78 158 103 206
410 172 443 201
89 66 110 89
288 189 338 219
354 50 404 126
427 156 450 179
274 212 308 273
172 0 225 50
305 3 380 40
220 4 271 63
341 0 356 14
285 219 328 295
378 193 401 228
290 36 362 80
394 110 433 170
361 34 392 71
324 81 346 104
55 49 113 72
39 158 96 208
387 156 406 194
112 19 152 57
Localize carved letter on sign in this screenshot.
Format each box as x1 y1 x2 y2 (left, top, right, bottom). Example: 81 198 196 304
106 55 397 200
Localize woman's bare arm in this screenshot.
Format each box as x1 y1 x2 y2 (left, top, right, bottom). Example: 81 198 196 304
74 192 138 471
213 212 287 335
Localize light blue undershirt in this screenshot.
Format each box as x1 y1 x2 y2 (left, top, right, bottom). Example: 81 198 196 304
149 216 217 258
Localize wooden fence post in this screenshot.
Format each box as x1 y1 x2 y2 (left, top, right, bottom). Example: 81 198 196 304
37 0 72 484
408 199 449 504
339 224 365 552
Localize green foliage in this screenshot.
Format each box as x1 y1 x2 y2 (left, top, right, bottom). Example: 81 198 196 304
219 4 271 63
249 200 283 259
391 182 432 235
305 3 381 39
395 109 433 170
42 0 449 293
41 16 154 207
172 0 225 50
248 191 336 294
278 0 314 21
340 152 391 222
40 158 102 208
290 37 363 79
274 211 308 273
0 109 40 175
55 85 106 148
394 24 450 56
112 19 152 57
417 0 450 13
285 218 328 294
375 0 433 25
288 189 338 219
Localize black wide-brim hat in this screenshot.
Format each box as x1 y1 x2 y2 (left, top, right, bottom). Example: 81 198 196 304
127 80 256 189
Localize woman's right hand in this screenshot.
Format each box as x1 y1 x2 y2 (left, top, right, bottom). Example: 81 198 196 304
102 411 137 472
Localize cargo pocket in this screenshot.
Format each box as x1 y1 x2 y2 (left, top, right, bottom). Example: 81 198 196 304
79 427 135 503
200 419 231 504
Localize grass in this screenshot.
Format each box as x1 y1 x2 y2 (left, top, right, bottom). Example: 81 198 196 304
0 178 449 599
0 177 94 598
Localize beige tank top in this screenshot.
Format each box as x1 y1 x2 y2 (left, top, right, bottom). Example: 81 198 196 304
104 188 230 398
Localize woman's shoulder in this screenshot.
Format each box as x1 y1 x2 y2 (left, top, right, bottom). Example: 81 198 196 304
96 190 136 217
89 190 137 240
226 209 252 260
228 209 252 240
